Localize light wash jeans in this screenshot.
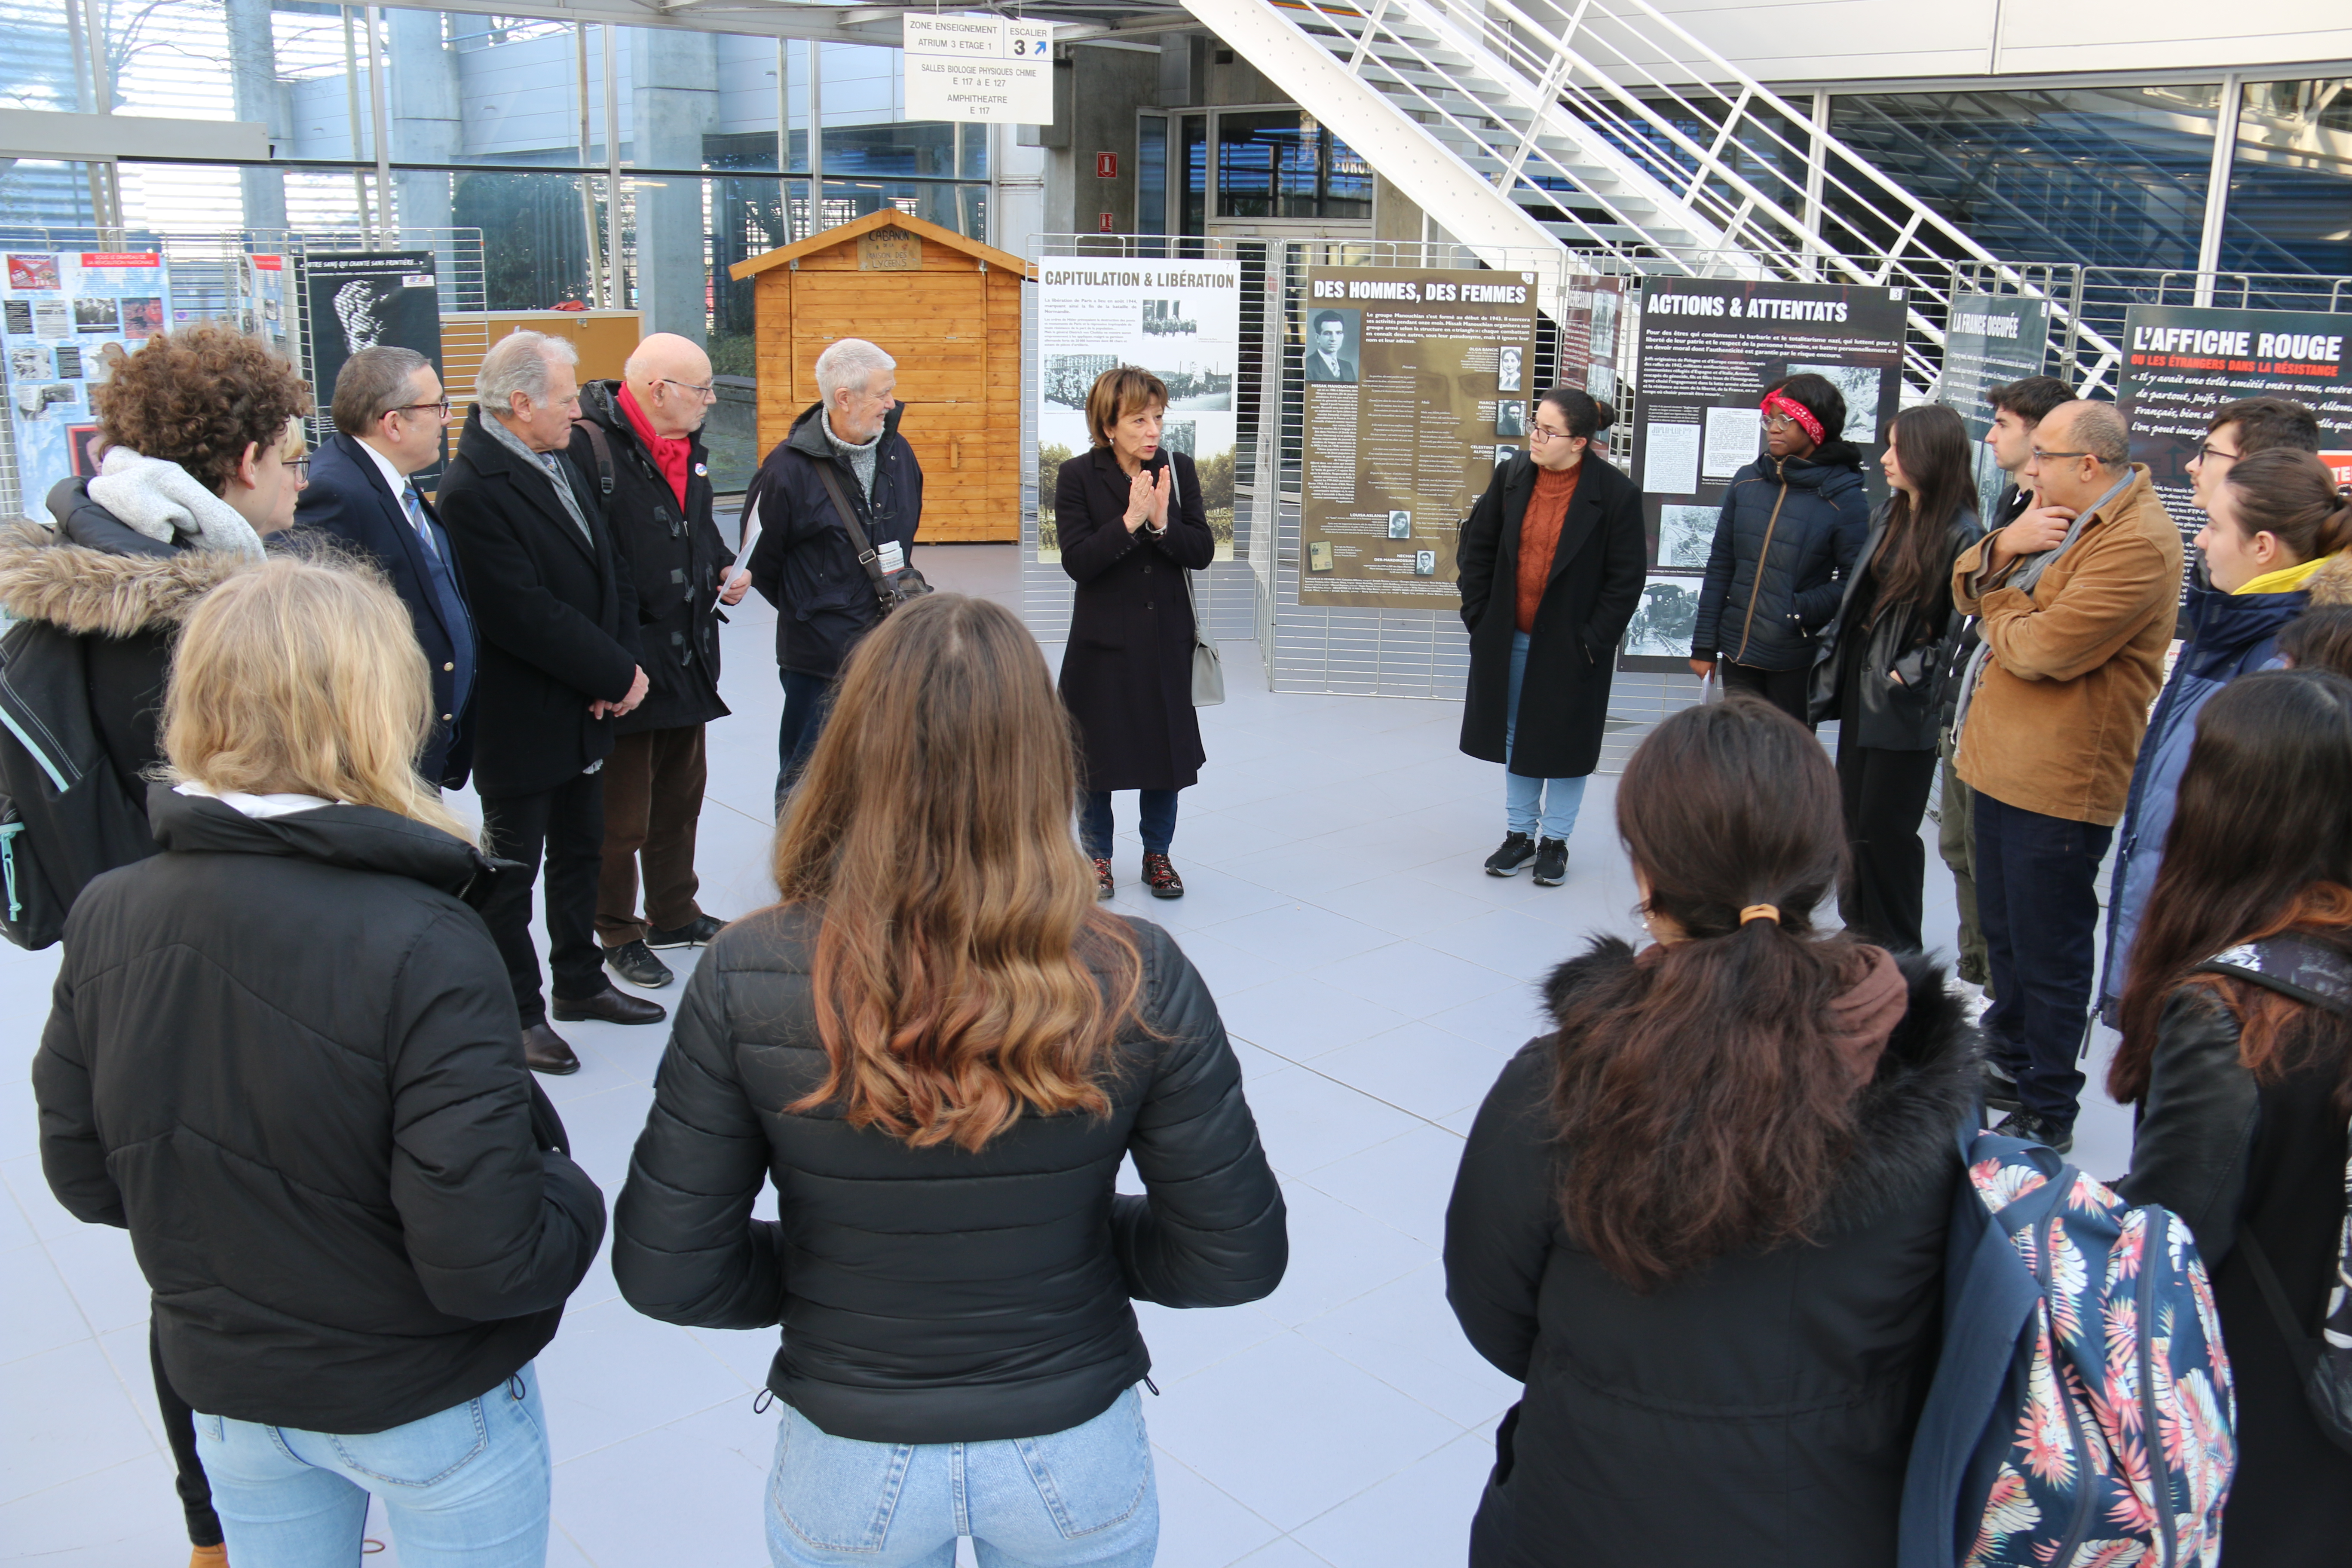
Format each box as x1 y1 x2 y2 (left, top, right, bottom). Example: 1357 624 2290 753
766 1386 1159 1568
192 1362 550 1568
1504 630 1587 842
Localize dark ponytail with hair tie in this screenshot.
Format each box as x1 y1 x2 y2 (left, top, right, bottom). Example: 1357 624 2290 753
2221 449 2352 561
1539 386 1616 442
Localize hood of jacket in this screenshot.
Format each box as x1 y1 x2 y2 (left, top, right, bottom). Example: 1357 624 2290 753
85 448 266 561
1542 936 1979 1229
2178 575 2309 678
1759 441 1868 494
786 398 906 462
147 782 492 897
576 378 710 468
0 518 253 637
2302 548 2352 608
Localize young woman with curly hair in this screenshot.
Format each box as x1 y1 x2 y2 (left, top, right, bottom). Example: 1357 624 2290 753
0 321 310 1568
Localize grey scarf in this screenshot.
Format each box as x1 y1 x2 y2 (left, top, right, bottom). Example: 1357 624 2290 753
823 411 882 500
483 411 591 544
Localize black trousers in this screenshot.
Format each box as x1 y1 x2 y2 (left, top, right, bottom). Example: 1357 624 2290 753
1719 660 1813 729
1834 736 1939 952
1975 789 2112 1131
775 668 839 812
153 1320 223 1547
479 769 607 1027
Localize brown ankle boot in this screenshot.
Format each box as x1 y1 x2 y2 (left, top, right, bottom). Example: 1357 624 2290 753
190 1545 229 1568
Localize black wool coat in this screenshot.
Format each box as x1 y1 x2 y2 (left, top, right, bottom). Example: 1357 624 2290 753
1445 938 1978 1568
1456 453 1647 779
1057 447 1214 793
1806 504 1984 750
612 908 1287 1444
569 381 734 735
437 407 642 798
35 786 606 1435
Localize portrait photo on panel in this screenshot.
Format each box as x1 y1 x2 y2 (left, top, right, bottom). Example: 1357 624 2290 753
1498 344 1524 393
1414 549 1437 577
1495 400 1526 438
1387 509 1412 539
1492 444 1519 467
1305 308 1360 384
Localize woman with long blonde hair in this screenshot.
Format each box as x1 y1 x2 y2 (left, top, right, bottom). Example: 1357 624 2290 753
616 592 1285 1568
35 557 607 1568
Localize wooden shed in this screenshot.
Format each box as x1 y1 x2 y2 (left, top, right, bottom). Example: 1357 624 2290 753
729 211 1031 543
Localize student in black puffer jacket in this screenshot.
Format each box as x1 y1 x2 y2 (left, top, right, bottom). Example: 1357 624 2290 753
616 594 1284 1568
1690 372 1873 725
36 559 605 1568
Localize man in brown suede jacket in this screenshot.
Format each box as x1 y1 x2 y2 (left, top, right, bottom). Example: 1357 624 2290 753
1949 398 2180 1152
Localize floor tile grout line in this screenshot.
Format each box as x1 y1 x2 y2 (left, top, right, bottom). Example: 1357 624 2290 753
1225 1029 1475 1142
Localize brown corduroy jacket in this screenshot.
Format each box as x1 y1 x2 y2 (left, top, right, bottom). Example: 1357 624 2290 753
1951 464 2181 826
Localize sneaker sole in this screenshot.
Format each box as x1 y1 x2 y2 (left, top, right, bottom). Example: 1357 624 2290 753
642 937 707 950
602 959 675 989
1148 886 1184 899
1533 871 1565 887
1486 863 1530 877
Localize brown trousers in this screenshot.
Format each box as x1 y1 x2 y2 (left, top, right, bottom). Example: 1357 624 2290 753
595 724 709 947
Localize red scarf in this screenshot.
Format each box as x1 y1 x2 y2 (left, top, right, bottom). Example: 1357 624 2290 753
619 383 691 509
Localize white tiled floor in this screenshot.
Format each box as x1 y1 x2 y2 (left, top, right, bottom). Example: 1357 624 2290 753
0 542 2135 1566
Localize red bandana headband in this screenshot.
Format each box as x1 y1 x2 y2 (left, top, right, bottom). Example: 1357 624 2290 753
1761 391 1825 447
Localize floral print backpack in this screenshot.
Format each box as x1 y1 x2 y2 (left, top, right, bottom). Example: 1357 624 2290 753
1899 1127 2236 1568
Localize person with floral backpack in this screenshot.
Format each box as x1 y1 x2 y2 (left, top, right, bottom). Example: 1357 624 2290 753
2110 668 2352 1561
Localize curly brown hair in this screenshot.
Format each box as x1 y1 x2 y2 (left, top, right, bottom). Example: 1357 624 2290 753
93 323 313 496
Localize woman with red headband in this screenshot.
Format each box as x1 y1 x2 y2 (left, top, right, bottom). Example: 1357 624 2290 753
1689 373 1872 726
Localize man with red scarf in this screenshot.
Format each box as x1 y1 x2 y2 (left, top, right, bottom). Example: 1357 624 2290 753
568 334 751 991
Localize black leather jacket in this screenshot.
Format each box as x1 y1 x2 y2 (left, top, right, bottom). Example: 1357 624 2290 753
1806 502 1983 750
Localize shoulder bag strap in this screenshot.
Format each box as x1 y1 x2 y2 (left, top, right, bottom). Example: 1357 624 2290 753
811 460 894 612
1160 459 1209 649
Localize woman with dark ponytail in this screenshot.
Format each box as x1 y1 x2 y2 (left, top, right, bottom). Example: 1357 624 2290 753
1445 695 1978 1567
1808 401 1984 951
2098 448 2352 1026
1455 387 1647 887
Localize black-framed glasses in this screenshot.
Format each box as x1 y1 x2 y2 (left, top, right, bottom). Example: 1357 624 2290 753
657 377 719 402
2030 447 2094 461
1529 426 1576 443
2195 440 2241 464
391 398 453 420
279 455 311 481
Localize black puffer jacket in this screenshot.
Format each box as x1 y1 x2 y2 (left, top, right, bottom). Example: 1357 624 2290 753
744 402 923 680
1691 445 1873 671
1446 938 1977 1568
34 786 607 1434
1806 502 1984 749
613 908 1286 1444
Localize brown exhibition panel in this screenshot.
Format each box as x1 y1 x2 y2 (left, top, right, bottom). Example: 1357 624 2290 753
1297 266 1539 611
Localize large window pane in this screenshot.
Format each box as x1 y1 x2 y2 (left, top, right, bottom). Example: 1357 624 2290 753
1214 112 1370 222
2223 79 2352 280
1828 86 2222 273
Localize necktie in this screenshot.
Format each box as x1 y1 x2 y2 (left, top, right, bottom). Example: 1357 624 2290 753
401 484 440 561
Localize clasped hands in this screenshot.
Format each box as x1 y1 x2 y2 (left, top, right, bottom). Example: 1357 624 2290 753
1123 467 1173 534
590 665 650 720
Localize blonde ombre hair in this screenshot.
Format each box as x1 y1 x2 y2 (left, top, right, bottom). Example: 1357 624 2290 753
161 555 474 845
774 593 1149 1150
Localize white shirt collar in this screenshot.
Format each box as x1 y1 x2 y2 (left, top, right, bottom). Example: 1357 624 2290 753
174 780 337 820
355 436 413 503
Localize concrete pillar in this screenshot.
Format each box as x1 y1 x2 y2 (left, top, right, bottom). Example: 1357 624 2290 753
225 0 285 232
631 29 719 344
385 7 458 239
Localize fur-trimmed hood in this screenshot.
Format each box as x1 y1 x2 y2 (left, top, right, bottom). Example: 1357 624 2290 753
0 519 252 637
1541 935 1982 1229
2305 548 2352 608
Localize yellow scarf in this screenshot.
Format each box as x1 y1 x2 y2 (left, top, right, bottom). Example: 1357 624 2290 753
2233 554 2331 597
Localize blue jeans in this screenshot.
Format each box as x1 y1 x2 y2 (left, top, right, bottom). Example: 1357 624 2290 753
1974 790 2112 1130
192 1363 550 1568
1080 790 1179 859
1504 631 1586 842
766 1387 1159 1568
776 668 840 811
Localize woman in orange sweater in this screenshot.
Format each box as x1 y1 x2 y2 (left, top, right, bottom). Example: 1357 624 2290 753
1456 389 1649 886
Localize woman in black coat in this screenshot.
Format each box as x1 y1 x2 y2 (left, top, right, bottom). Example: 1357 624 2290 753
1057 366 1216 901
614 594 1284 1567
2110 669 2352 1565
35 559 605 1568
1458 389 1645 887
1446 697 1974 1568
1690 371 1873 725
1807 402 1984 952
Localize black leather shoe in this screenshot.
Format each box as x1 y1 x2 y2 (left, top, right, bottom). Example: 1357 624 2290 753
603 939 674 989
552 986 668 1026
1983 1059 2024 1114
646 913 727 949
521 1023 581 1075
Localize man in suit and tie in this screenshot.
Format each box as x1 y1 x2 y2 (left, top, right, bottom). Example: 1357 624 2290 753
1305 310 1359 383
438 330 664 1075
298 345 477 788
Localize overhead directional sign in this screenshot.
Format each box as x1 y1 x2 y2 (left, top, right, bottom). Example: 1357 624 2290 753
902 13 1054 125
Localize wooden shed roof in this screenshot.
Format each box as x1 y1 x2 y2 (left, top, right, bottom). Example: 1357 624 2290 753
728 209 1035 282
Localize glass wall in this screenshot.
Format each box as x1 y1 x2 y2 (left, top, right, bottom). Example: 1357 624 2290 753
1214 111 1371 222
2222 78 2352 280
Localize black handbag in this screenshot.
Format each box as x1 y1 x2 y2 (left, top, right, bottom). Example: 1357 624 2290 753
813 461 931 617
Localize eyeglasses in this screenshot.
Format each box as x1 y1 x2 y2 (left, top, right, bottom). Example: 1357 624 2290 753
1763 413 1801 432
2030 447 2094 462
2195 441 2240 465
657 377 719 402
391 398 452 420
1529 426 1576 443
279 455 310 481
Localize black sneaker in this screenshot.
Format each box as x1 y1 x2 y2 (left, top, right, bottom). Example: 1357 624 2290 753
646 913 727 949
1992 1109 2073 1156
1532 837 1569 886
603 939 675 989
1982 1059 2024 1114
1484 832 1537 877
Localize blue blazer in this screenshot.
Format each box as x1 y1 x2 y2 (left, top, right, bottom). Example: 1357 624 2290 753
297 432 477 787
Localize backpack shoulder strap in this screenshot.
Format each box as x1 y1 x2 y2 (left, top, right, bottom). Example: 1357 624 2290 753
570 417 616 499
2193 934 2352 1017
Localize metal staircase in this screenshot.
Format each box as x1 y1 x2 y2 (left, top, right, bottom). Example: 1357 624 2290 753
1179 0 2123 389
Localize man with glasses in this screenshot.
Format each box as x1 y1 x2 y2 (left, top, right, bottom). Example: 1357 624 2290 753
300 344 477 790
1946 398 2180 1153
567 332 750 991
2186 395 2321 513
